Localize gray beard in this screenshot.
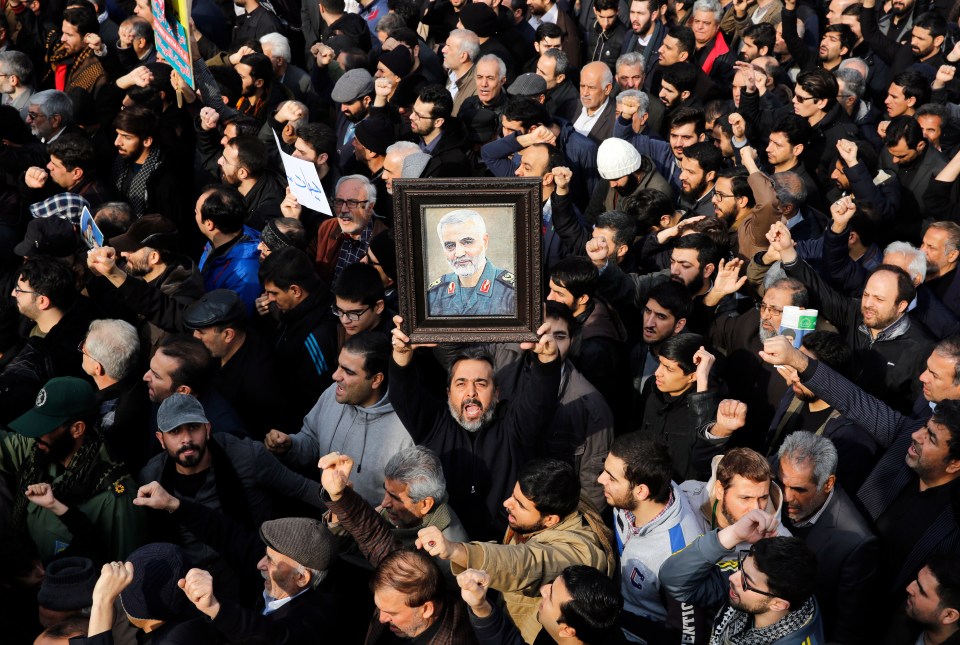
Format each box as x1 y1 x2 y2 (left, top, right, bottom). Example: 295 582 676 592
758 322 777 342
448 397 497 432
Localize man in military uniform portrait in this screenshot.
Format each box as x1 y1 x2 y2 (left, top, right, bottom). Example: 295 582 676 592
427 209 516 316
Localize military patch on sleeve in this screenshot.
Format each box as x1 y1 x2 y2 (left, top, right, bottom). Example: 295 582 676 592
428 276 444 289
498 271 515 287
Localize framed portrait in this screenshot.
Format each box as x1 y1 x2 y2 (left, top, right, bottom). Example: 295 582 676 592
392 177 543 343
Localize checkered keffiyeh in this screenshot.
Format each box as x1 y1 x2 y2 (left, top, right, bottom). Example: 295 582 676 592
29 192 91 225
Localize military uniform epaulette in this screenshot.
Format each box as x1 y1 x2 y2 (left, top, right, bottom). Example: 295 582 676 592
428 276 445 290
497 271 515 287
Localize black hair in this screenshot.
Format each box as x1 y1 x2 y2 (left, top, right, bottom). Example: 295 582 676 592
517 458 580 518
126 85 163 113
343 331 390 384
447 346 496 387
848 212 880 247
892 70 931 107
47 133 95 175
800 331 851 374
558 566 623 643
227 135 268 178
503 96 550 129
156 334 214 394
296 122 337 159
681 141 723 175
823 24 855 54
259 247 322 293
672 232 720 270
238 53 274 88
418 84 453 121
645 280 693 320
199 185 246 234
112 104 159 141
211 65 243 105
665 25 696 56
223 113 261 137
870 263 916 305
796 69 838 110
716 166 755 207
19 257 77 310
535 22 563 42
63 5 99 35
594 0 619 12
544 300 580 338
932 399 960 463
662 62 697 96
657 332 705 374
915 11 948 39
332 262 385 306
668 106 706 135
751 537 817 609
608 433 672 503
770 113 812 148
621 188 675 233
926 554 960 612
550 256 598 301
595 211 636 248
742 22 775 53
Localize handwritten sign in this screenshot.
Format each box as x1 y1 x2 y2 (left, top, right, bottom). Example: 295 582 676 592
153 0 195 89
273 131 332 216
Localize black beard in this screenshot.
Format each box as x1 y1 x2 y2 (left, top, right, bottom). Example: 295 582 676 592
681 180 706 202
673 272 705 294
614 173 640 196
174 442 206 468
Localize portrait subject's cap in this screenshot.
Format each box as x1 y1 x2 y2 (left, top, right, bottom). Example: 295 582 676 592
14 216 80 258
183 289 247 329
109 214 179 254
507 73 547 97
597 138 642 180
332 68 375 104
8 377 97 438
260 517 334 571
156 394 209 433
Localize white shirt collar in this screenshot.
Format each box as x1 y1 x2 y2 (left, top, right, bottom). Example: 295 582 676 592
262 587 309 615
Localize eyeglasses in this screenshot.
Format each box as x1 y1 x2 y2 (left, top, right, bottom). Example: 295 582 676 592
13 286 37 296
333 198 369 210
410 110 435 121
77 340 93 359
26 112 45 121
737 549 779 598
755 302 783 316
713 191 735 201
331 305 371 321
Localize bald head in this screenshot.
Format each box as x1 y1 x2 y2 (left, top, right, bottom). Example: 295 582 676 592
580 61 613 110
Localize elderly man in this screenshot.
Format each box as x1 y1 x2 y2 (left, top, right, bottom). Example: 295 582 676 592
315 174 388 283
0 50 34 119
574 61 616 144
427 209 516 316
443 29 481 116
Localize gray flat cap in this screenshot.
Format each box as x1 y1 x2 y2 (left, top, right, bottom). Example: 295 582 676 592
332 69 375 104
260 517 334 571
508 73 547 97
401 152 432 178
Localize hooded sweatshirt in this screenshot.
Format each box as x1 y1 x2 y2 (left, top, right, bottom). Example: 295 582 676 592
616 482 704 628
284 382 414 506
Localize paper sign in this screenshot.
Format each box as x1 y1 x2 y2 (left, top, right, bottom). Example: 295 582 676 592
273 131 332 216
80 206 104 249
153 0 195 89
778 306 818 349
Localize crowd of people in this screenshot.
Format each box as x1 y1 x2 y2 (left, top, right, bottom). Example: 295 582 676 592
4 0 960 641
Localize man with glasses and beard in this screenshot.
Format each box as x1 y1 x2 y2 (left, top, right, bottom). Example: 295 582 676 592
427 209 516 316
137 394 323 601
0 376 143 562
390 316 562 542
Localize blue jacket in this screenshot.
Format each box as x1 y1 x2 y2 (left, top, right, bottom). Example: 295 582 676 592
199 227 262 315
614 116 681 195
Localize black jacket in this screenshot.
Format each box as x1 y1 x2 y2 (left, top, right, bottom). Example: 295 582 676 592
422 117 475 178
636 381 723 482
586 21 628 72
545 80 582 124
215 331 284 439
389 354 561 541
245 171 288 231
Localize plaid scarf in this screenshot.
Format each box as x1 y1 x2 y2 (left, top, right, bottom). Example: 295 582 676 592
710 597 817 645
113 147 163 217
44 32 105 93
334 220 373 281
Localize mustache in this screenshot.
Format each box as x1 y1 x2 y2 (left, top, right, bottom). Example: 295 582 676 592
177 443 201 455
461 397 483 411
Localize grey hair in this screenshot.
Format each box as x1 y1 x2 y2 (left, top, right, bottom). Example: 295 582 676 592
30 90 74 125
336 174 377 204
477 54 507 81
450 29 480 62
768 277 809 307
772 172 807 208
838 57 868 80
763 262 788 288
835 67 865 100
777 431 839 489
541 48 569 76
934 337 960 386
617 89 650 118
616 52 644 74
0 51 33 82
884 241 927 283
437 209 486 239
692 0 723 22
126 18 153 42
85 319 140 380
386 140 420 156
383 446 448 504
260 32 292 62
927 221 960 255
295 566 330 588
284 100 309 131
597 63 614 87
